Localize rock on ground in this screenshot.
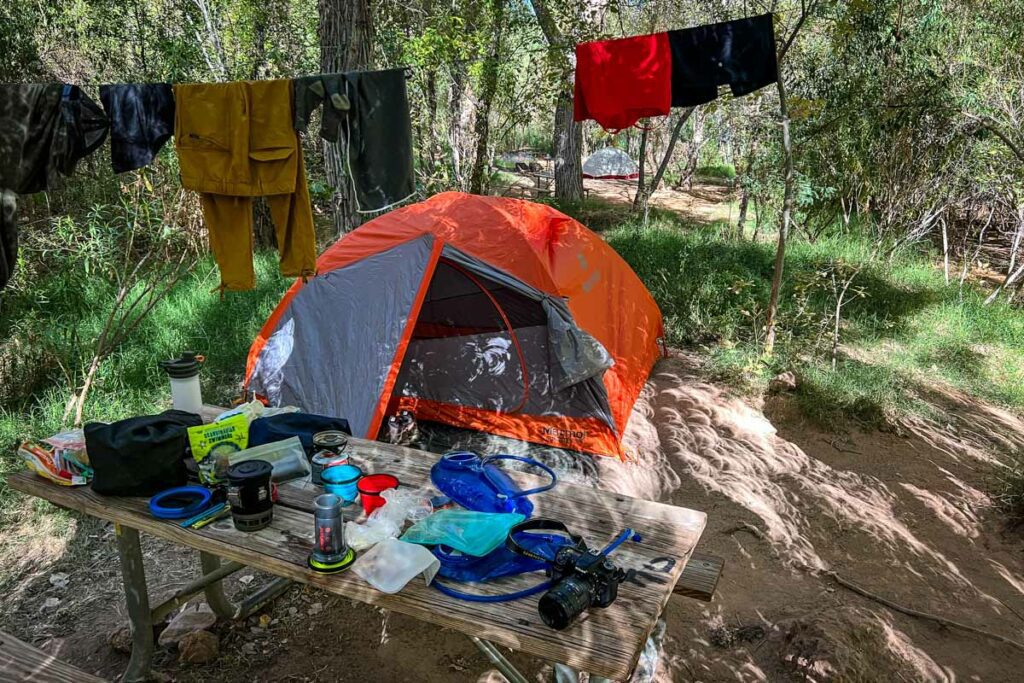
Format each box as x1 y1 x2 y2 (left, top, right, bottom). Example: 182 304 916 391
178 630 219 665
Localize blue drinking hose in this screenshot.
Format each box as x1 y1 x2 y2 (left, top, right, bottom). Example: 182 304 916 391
598 527 637 557
431 527 637 603
432 579 555 603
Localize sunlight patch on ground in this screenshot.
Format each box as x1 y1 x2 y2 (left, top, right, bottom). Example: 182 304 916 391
620 358 980 588
989 559 1024 599
875 617 955 683
899 482 982 539
0 503 77 591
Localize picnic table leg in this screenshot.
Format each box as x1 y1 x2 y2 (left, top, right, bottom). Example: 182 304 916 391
553 663 613 683
115 524 153 683
200 551 293 620
470 637 530 683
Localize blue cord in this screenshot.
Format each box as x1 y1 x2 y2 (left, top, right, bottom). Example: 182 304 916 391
598 528 636 557
432 579 554 603
149 486 213 519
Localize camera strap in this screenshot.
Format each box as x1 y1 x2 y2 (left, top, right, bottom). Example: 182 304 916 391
506 518 586 562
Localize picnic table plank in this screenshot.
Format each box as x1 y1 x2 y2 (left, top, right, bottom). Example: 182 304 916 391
0 629 107 682
8 435 705 680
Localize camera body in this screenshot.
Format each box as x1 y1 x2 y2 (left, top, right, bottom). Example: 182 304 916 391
538 545 628 630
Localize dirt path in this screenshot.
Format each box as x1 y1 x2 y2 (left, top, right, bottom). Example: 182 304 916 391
4 352 1022 681
599 352 1024 681
502 170 737 225
583 178 736 225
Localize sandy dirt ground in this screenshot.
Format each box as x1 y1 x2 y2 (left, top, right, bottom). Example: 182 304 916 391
582 178 736 225
3 349 1023 682
501 170 737 226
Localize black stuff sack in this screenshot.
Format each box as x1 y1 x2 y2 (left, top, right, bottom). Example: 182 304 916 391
248 412 351 456
85 410 203 496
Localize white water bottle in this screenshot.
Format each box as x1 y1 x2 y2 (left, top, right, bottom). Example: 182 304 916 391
159 352 204 414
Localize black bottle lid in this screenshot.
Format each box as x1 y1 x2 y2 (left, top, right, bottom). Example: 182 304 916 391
159 352 204 379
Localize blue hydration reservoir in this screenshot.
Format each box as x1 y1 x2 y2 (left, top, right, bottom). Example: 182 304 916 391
432 528 575 582
430 451 557 517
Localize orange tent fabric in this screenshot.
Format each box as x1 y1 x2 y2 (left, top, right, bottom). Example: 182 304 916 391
245 192 663 457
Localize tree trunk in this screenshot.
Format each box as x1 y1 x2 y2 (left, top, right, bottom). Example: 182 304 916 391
529 0 583 201
552 95 584 200
752 195 762 241
763 77 794 355
319 0 374 236
251 6 275 248
680 108 705 190
633 108 694 214
941 216 950 284
632 126 649 210
423 69 439 182
469 0 505 195
447 64 473 190
736 189 750 240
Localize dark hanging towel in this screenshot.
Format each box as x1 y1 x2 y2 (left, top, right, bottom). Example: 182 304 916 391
100 83 175 173
293 68 415 213
50 85 109 179
0 84 65 195
668 13 778 108
0 84 108 290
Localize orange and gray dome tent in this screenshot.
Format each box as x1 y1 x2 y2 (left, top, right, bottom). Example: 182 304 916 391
244 192 663 457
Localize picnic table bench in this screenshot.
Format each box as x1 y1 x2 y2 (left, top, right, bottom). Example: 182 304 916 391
8 407 711 682
0 630 106 682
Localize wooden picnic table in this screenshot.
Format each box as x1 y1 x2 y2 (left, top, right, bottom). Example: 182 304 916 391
7 408 707 682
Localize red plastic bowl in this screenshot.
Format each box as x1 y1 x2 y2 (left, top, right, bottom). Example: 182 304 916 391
357 473 399 515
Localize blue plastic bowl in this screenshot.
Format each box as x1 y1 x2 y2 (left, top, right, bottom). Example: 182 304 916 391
321 463 362 504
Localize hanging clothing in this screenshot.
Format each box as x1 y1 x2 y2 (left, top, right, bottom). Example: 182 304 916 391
1 189 16 291
293 74 350 143
573 14 778 130
293 68 415 213
100 83 176 173
50 85 109 179
174 79 317 292
0 84 108 291
0 84 107 194
668 13 778 108
573 33 672 131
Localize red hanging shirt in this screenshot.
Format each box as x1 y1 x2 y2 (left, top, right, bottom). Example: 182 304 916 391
574 32 672 132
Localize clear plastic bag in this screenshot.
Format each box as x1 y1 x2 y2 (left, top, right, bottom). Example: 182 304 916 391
215 401 300 424
346 515 401 551
227 437 310 483
345 487 434 551
352 538 440 593
378 487 433 524
401 509 525 557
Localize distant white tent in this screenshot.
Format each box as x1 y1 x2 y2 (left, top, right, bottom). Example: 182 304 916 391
582 148 640 180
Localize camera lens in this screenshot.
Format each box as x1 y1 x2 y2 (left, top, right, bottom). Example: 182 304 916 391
538 575 594 630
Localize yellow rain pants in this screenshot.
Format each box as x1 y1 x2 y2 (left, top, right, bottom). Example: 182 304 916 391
174 79 316 291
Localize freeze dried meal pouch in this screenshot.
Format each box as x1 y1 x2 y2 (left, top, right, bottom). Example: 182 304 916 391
189 413 248 484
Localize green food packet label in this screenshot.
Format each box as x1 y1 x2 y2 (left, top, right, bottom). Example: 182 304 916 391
188 413 249 485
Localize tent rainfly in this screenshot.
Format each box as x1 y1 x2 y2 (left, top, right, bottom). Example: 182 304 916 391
245 192 663 457
582 148 640 180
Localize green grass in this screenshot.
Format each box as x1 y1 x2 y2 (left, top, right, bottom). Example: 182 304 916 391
0 253 289 526
695 163 737 180
604 209 1024 428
